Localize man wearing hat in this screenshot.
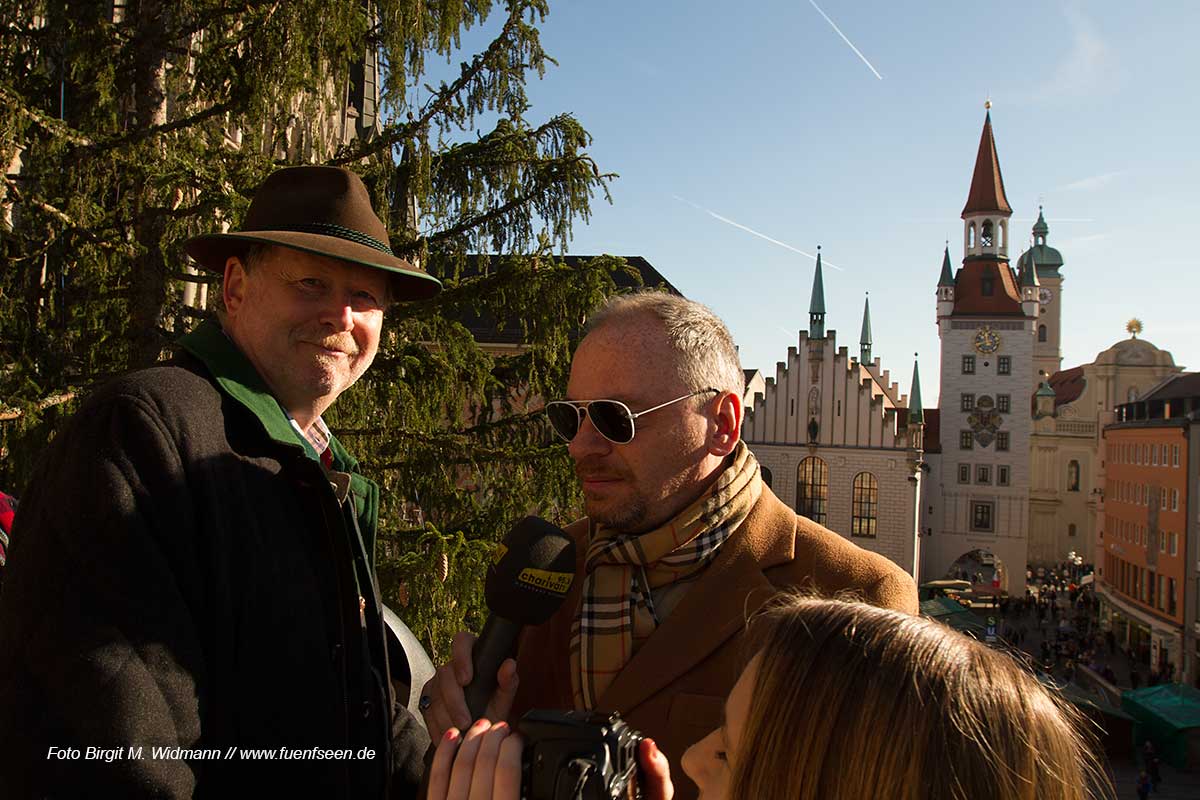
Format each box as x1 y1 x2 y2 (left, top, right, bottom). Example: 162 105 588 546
0 167 439 799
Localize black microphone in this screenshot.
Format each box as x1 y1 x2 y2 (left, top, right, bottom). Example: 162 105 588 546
463 516 577 721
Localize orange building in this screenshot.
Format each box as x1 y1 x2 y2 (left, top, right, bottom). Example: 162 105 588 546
1097 373 1200 685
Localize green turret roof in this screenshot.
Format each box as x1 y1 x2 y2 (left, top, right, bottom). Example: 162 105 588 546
809 248 826 315
909 355 924 424
860 294 872 346
1018 206 1063 277
938 246 955 287
1033 206 1049 237
1036 381 1057 399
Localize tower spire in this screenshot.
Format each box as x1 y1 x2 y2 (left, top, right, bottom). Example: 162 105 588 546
809 246 826 339
961 109 1013 217
909 354 923 424
938 245 955 287
859 292 872 363
1020 240 1040 288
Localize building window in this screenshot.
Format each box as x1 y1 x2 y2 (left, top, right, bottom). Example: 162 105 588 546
958 465 971 484
1067 460 1080 492
998 356 1011 375
998 466 1010 486
1170 531 1178 556
1152 446 1158 466
997 394 1011 414
960 431 974 450
981 276 995 296
1171 489 1179 511
1038 324 1047 342
981 220 994 247
996 432 1009 451
795 457 828 525
976 465 991 484
760 465 773 490
851 472 878 538
961 393 975 412
1068 523 1077 537
971 502 994 532
1160 531 1166 553
968 222 976 248
1168 578 1177 616
962 355 975 375
1161 490 1167 510
1173 445 1180 466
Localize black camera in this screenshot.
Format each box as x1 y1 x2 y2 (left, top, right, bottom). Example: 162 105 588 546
517 709 644 800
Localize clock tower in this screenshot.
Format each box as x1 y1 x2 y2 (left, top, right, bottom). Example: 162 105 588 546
1018 207 1065 380
923 107 1035 593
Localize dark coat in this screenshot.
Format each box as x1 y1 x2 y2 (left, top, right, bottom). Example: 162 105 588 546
0 321 428 799
511 485 919 800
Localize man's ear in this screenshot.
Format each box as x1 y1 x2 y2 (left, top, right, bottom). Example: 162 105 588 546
223 256 247 315
708 391 743 457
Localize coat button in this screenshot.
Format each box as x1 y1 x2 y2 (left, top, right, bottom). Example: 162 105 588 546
331 643 342 662
362 701 372 719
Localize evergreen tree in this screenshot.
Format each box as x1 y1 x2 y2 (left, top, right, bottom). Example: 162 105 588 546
0 0 628 657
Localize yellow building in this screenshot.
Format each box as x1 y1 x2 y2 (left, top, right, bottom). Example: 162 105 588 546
1028 333 1181 566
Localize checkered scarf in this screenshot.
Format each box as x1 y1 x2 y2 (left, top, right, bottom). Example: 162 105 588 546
570 442 762 710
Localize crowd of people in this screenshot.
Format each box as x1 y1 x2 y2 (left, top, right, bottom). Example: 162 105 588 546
0 166 1118 799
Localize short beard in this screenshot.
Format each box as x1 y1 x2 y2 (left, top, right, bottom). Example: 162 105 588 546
585 494 649 534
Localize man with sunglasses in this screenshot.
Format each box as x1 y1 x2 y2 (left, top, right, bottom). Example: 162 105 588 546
419 291 918 799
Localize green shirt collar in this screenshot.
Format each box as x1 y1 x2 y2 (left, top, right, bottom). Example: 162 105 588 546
178 320 337 465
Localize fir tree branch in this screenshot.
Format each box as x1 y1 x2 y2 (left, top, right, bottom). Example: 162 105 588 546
0 87 94 146
87 100 239 153
328 4 527 165
0 391 77 422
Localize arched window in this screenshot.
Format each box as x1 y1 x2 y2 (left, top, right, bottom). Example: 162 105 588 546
851 472 878 538
981 220 994 247
1037 234 1045 246
1068 523 1077 537
968 223 976 248
999 220 1007 249
1067 460 1081 492
981 265 995 297
760 465 773 490
1038 325 1047 342
796 457 828 524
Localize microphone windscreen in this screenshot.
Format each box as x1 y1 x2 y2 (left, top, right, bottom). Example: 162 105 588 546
484 516 576 624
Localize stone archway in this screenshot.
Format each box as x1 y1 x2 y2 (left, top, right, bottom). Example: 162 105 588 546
944 549 1007 595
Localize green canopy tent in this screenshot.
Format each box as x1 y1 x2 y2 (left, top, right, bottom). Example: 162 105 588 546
1121 684 1200 769
920 597 988 638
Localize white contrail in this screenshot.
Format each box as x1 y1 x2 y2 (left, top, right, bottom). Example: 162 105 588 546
671 195 845 271
808 0 883 81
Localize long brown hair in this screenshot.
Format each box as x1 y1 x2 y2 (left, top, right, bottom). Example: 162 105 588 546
728 596 1114 800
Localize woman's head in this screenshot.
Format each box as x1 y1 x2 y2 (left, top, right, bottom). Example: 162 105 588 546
682 596 1112 800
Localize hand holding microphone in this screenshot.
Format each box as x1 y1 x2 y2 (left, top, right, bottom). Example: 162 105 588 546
420 517 576 740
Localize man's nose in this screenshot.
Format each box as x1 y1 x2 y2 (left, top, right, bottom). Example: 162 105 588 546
319 297 355 331
567 410 612 459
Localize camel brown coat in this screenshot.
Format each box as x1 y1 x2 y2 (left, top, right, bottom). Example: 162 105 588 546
510 484 918 800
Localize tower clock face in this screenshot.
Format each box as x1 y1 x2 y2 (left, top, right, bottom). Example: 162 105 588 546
1039 287 1053 305
974 326 1001 354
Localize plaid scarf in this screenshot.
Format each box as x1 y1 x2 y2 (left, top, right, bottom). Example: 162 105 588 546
570 442 762 710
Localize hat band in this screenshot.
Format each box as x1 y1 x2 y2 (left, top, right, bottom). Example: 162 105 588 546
267 222 395 256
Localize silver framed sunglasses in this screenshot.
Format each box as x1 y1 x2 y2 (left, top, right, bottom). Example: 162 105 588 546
545 388 719 445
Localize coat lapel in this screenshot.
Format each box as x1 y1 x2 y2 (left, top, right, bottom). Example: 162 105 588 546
597 487 796 713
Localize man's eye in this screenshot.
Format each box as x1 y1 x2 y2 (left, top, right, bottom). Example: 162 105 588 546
715 751 728 762
299 278 324 290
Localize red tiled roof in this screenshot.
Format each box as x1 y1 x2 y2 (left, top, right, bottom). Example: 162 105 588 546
951 259 1024 316
961 113 1012 217
1048 366 1086 407
923 408 941 453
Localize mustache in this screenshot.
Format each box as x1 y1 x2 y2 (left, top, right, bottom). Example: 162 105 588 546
300 333 359 355
574 459 627 481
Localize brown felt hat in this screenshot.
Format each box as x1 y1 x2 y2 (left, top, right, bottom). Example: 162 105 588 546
185 165 441 301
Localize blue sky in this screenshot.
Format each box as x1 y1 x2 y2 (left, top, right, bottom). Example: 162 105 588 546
446 0 1199 404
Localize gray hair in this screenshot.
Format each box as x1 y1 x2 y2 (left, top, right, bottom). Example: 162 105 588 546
585 290 744 399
